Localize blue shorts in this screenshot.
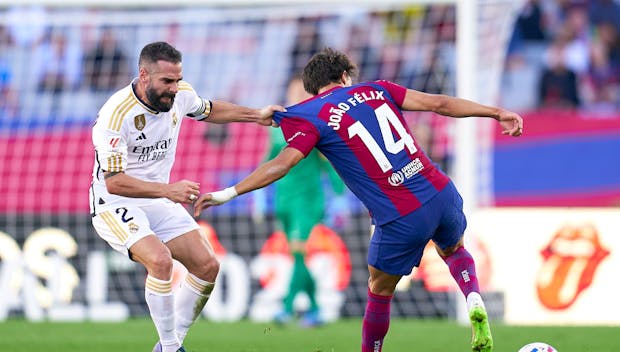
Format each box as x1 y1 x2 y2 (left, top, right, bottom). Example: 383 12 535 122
367 181 467 275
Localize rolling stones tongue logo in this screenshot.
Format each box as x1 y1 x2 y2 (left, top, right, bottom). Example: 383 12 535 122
536 223 609 310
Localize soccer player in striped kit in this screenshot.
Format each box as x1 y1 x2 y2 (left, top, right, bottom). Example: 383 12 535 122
194 47 523 352
90 41 283 352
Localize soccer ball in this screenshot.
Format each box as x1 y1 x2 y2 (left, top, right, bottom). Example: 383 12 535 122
518 342 558 352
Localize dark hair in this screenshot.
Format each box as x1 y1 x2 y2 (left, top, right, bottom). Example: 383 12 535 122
302 47 358 95
138 41 182 68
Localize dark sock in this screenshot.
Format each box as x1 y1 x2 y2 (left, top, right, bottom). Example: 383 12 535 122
361 289 392 352
441 246 480 298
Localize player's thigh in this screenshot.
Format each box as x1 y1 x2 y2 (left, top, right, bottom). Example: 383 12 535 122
91 206 155 257
431 182 467 251
166 228 218 275
277 201 322 242
288 207 322 242
142 201 200 243
275 206 291 234
367 210 436 276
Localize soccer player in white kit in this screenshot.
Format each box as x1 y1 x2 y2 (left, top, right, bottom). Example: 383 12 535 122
89 41 283 352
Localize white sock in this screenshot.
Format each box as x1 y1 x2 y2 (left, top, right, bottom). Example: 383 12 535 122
175 273 215 344
145 275 180 352
466 292 485 312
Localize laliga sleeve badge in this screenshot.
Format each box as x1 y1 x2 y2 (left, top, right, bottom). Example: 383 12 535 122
108 137 120 148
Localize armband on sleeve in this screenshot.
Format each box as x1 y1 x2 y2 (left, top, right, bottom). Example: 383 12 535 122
188 98 213 119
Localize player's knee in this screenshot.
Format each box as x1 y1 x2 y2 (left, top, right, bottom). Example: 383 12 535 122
435 238 464 257
206 256 220 278
367 276 397 296
194 256 220 282
146 250 174 278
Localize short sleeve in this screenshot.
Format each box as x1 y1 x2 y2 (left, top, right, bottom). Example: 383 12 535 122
92 117 128 173
279 116 320 157
178 81 211 120
375 80 407 107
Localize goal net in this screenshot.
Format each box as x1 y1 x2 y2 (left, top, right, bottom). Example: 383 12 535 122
0 0 523 322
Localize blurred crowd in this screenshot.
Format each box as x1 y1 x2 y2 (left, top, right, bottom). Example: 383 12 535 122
502 0 620 114
0 5 468 120
0 4 461 170
1 2 618 120
0 14 129 124
0 1 617 170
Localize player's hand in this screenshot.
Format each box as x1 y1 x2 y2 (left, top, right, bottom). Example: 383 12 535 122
166 180 200 204
193 187 238 217
257 104 286 127
193 193 215 216
497 109 523 137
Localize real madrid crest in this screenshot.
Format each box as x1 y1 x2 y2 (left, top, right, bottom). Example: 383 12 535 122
128 222 140 234
134 114 146 131
172 112 178 127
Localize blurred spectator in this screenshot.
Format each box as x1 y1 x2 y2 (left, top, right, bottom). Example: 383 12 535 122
582 21 620 112
0 25 18 119
400 5 455 94
406 111 452 175
588 0 620 33
543 0 583 38
33 29 82 93
538 33 581 109
5 5 47 48
559 5 590 75
596 21 620 68
345 19 381 82
377 42 404 82
82 27 130 92
507 0 550 58
408 45 451 94
502 1 620 114
0 63 18 120
290 16 324 77
515 0 548 43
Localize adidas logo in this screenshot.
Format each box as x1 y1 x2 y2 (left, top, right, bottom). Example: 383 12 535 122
136 132 147 140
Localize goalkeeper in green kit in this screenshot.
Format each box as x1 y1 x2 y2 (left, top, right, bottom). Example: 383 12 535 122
264 75 348 327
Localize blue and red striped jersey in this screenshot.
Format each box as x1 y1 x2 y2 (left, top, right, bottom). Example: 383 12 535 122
273 80 449 225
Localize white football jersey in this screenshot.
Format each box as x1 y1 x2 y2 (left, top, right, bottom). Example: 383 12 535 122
90 79 208 213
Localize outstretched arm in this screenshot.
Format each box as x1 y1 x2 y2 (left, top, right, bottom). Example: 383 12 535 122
205 101 285 126
402 89 523 137
104 172 200 204
193 147 305 216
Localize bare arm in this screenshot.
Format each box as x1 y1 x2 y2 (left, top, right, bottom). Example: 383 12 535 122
205 101 285 126
237 148 303 194
193 147 304 216
104 172 200 204
402 89 523 136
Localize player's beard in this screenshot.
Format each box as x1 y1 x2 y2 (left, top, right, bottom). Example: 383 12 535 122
146 86 175 112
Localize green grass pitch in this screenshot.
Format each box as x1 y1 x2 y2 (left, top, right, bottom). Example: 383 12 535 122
0 318 616 352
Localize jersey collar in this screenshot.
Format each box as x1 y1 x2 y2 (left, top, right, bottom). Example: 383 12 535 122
130 78 159 115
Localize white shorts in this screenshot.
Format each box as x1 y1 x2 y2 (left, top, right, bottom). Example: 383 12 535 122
91 199 199 256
